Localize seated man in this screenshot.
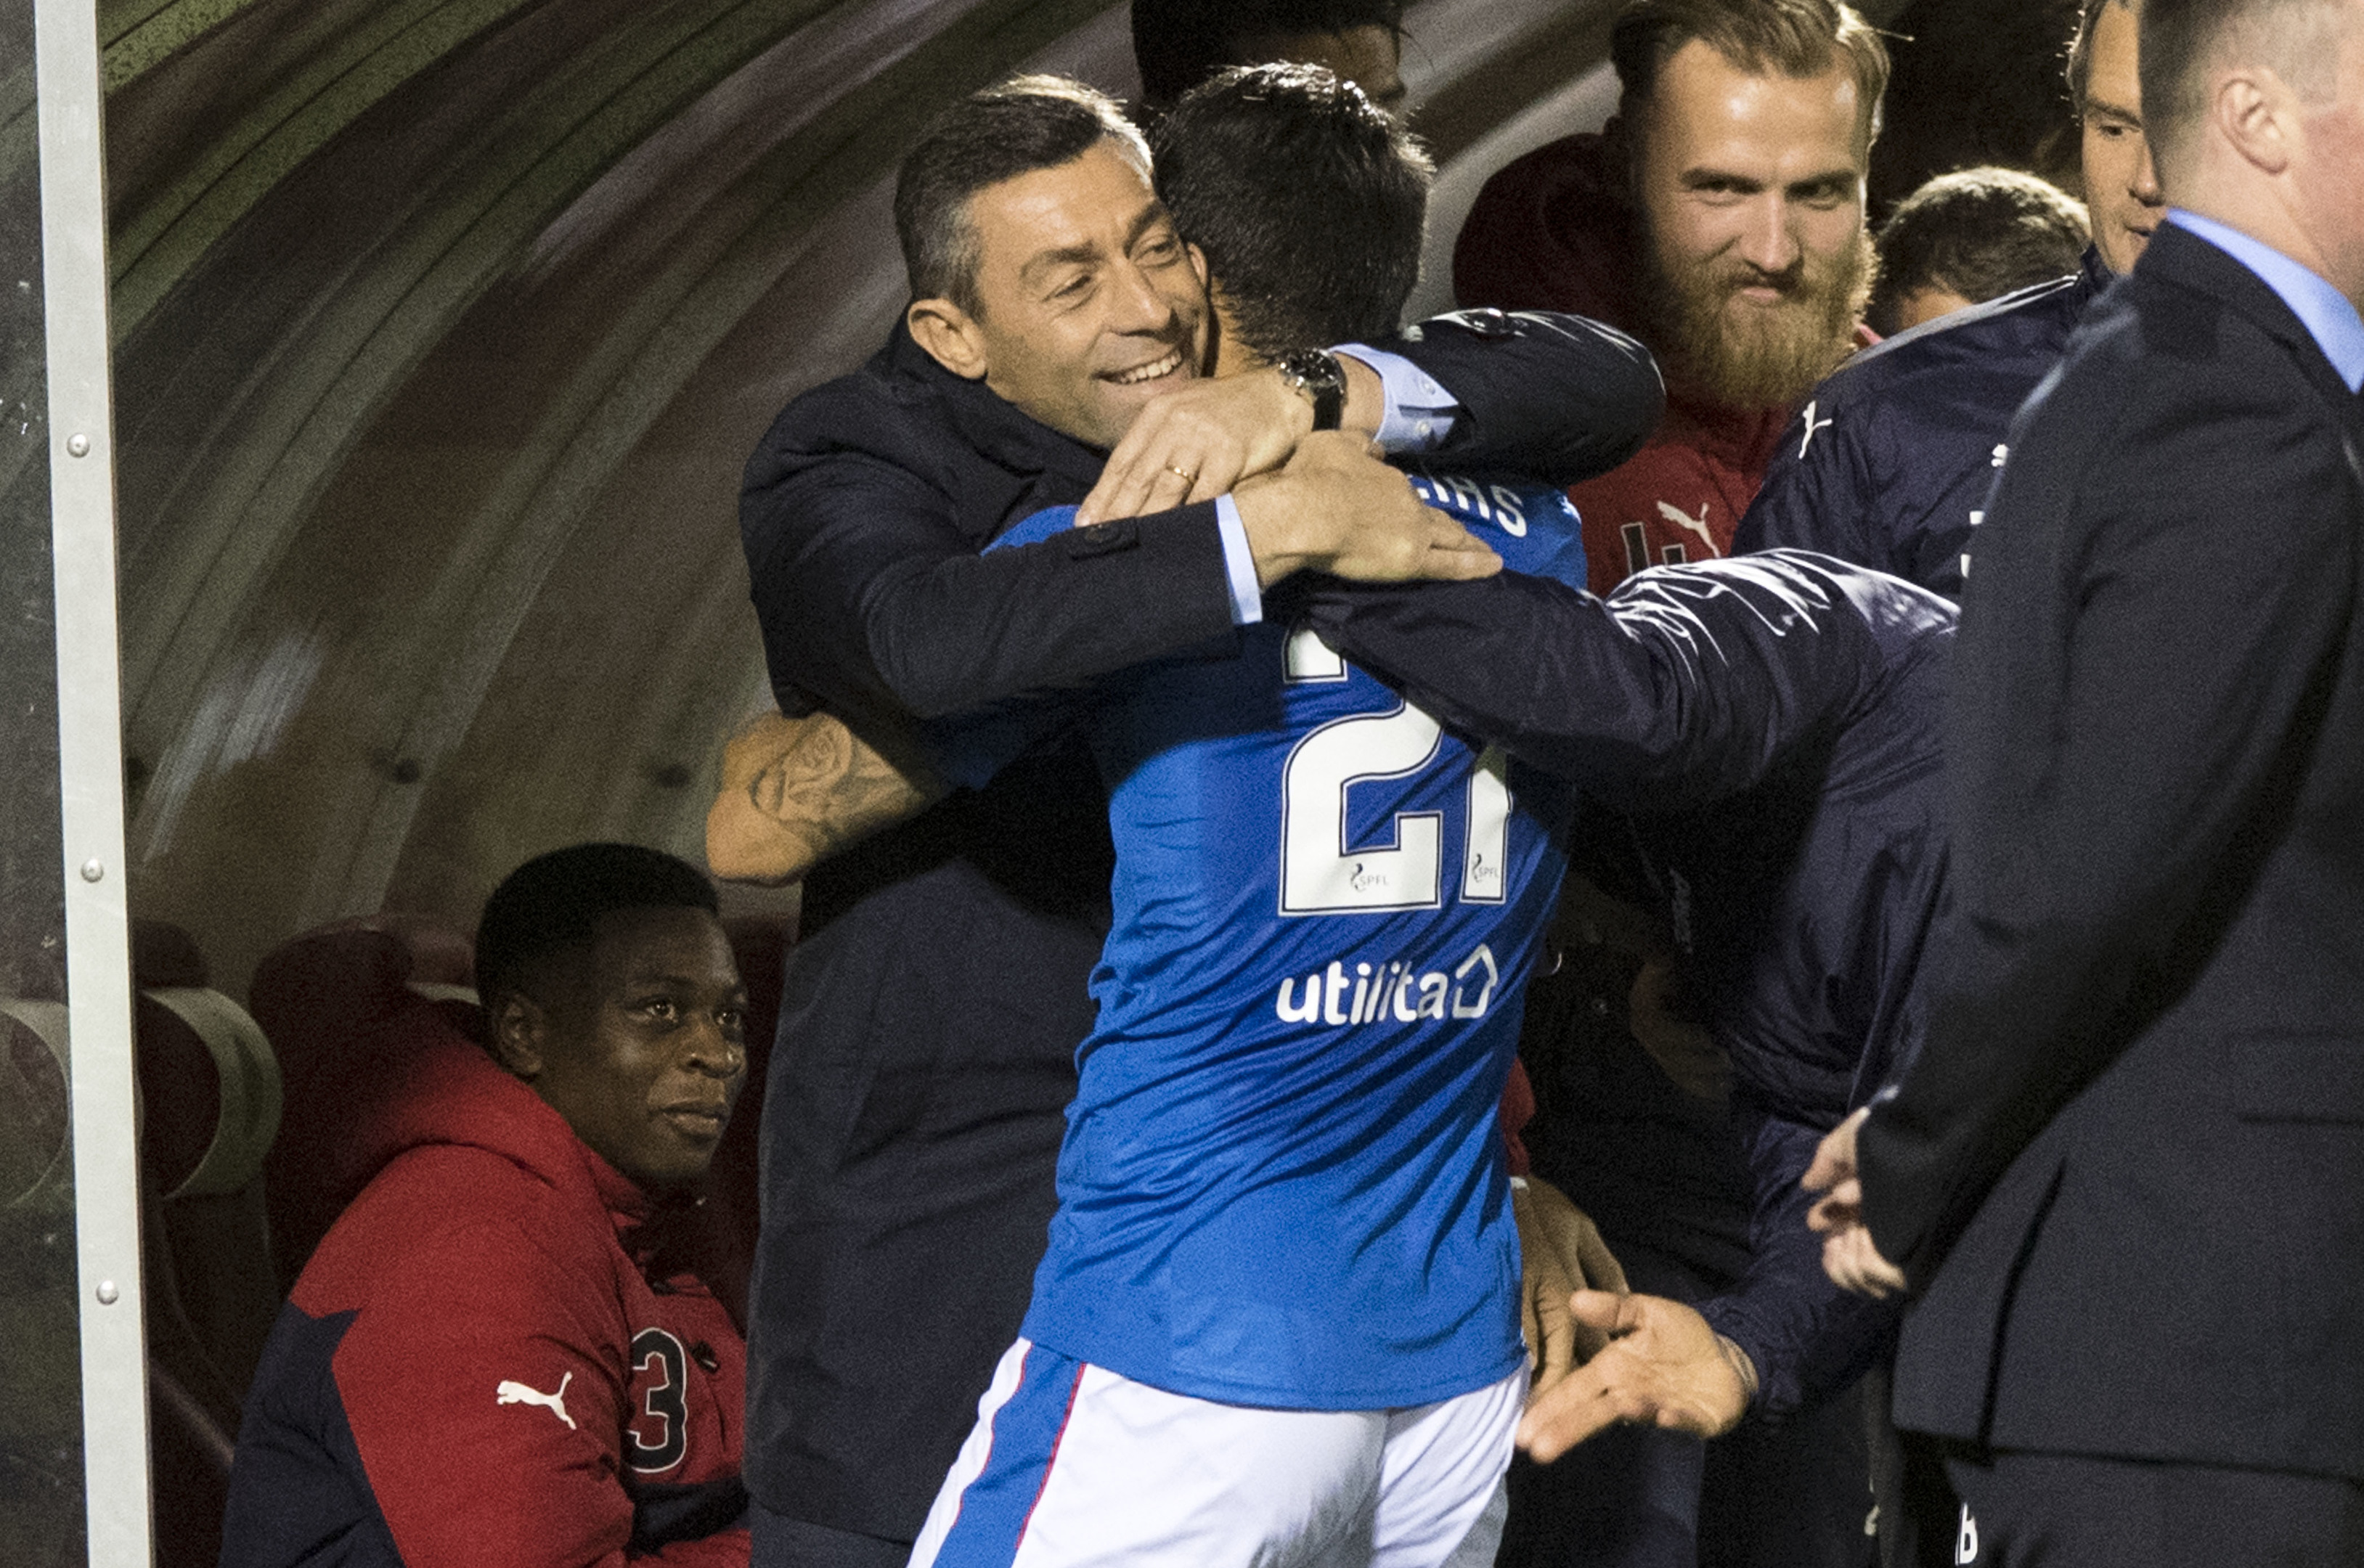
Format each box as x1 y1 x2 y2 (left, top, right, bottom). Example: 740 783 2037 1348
1867 166 2090 335
221 844 753 1568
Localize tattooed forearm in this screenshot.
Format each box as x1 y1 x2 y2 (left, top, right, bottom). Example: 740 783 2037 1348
747 716 938 852
706 710 944 884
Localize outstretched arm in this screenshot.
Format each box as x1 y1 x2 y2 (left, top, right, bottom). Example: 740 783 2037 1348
1516 1291 1758 1462
1300 554 1917 812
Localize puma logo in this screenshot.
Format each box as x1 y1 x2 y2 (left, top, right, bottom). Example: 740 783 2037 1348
496 1372 576 1430
1798 400 1834 458
1655 500 1721 558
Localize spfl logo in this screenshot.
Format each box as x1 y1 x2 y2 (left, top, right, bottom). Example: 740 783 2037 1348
1275 944 1499 1026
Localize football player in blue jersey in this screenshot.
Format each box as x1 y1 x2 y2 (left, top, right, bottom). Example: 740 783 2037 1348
716 65 1641 1567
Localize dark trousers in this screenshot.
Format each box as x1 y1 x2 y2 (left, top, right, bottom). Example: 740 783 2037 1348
1496 1244 1880 1568
750 1499 912 1568
1942 1450 2364 1568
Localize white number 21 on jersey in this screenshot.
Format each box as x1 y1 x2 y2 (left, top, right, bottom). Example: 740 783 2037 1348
1279 629 1512 915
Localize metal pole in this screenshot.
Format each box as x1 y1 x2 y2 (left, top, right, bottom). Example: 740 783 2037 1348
35 0 156 1560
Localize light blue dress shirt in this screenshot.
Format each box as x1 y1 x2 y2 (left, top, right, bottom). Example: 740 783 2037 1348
2167 209 2364 393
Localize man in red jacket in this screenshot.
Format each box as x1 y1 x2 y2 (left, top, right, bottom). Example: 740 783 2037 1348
1455 0 1886 594
221 844 753 1567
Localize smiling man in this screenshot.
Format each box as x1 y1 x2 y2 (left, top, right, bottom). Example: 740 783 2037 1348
1456 0 1886 595
733 73 1663 1568
220 844 754 1568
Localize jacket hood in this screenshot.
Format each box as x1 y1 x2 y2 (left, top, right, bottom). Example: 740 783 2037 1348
330 1000 649 1233
1454 134 1646 336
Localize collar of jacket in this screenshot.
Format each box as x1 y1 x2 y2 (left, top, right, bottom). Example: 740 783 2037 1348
876 317 1113 508
2078 244 2115 301
330 1003 655 1244
2139 221 2363 410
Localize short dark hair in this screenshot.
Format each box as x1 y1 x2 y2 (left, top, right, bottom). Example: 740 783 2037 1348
1611 0 1891 146
1868 166 2090 334
474 843 719 1015
1152 64 1432 357
2141 0 2354 176
1133 0 1407 110
894 75 1151 316
2066 0 2132 110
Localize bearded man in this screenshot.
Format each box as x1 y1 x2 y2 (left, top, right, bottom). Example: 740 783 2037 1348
1450 6 1893 1564
1454 0 1883 595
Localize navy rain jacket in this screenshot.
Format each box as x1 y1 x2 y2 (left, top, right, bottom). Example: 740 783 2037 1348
1300 553 1956 1418
1735 250 2112 597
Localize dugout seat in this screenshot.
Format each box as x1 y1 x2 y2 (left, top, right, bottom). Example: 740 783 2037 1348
126 919 285 1568
249 918 485 1293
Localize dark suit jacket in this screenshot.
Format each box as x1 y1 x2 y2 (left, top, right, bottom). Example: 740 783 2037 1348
735 311 1660 1540
1856 221 2364 1478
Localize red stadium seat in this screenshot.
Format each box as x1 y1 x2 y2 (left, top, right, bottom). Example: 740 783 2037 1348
248 919 481 1294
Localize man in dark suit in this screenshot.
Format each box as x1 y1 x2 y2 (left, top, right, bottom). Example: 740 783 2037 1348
727 75 1662 1568
1805 0 2364 1561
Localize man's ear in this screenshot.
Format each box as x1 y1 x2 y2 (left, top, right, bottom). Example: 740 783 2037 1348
487 990 550 1079
2214 68 2294 177
907 298 990 380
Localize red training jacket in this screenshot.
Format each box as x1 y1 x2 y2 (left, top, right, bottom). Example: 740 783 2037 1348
219 1002 750 1567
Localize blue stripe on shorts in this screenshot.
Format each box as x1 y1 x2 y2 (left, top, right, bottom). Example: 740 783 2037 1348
933 1344 1088 1567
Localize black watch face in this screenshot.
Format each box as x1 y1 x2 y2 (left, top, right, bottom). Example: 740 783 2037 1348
1287 352 1345 429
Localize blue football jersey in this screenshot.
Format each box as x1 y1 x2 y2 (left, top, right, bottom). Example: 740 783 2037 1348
956 470 1585 1408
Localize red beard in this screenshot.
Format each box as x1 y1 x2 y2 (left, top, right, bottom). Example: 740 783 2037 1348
1637 226 1876 409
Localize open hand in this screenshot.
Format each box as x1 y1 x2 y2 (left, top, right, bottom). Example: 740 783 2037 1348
1515 1292 1754 1463
1803 1107 1909 1298
1231 432 1500 587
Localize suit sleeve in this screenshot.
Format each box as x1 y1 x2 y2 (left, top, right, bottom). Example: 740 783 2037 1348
330 1217 725 1567
1295 557 1880 812
1858 368 2361 1283
1383 309 1663 487
1698 1105 1900 1421
741 436 1236 734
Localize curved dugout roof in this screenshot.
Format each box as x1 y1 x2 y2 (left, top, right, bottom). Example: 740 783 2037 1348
15 0 1933 990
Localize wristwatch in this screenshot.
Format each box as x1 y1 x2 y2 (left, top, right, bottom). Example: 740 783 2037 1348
1276 348 1347 432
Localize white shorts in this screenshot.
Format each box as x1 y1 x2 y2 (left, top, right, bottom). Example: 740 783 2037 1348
910 1339 1525 1568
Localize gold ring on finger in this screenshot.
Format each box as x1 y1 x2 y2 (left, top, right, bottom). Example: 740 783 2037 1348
1166 465 1198 484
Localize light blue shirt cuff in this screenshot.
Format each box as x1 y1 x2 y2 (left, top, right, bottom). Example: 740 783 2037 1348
1215 494 1264 626
1336 344 1461 452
